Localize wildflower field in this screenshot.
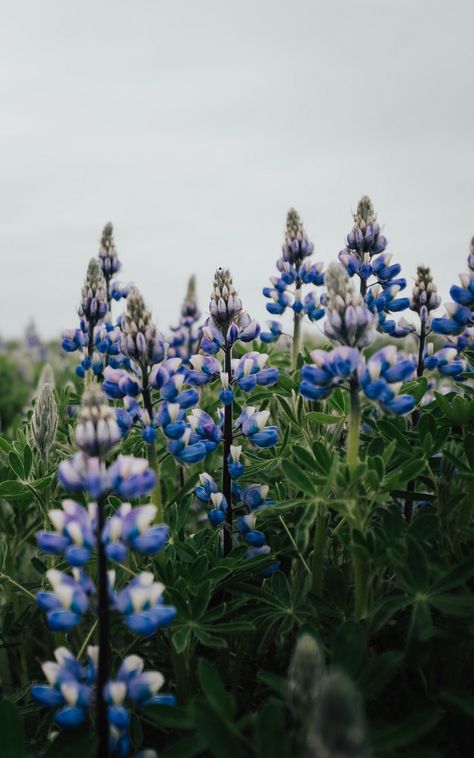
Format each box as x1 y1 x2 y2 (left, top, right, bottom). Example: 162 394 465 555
0 200 473 757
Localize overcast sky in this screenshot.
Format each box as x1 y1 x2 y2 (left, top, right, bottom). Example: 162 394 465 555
1 0 473 341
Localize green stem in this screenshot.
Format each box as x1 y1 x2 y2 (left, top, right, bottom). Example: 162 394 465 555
147 441 163 523
171 646 189 703
347 380 361 470
455 479 474 551
292 312 301 370
354 553 369 620
278 515 311 574
311 507 327 596
0 573 36 601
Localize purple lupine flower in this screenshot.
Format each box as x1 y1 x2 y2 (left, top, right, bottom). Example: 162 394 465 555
187 408 222 451
120 288 166 367
232 352 279 392
98 222 121 279
424 346 468 380
36 500 96 567
227 444 244 478
260 320 283 344
75 384 121 458
167 428 208 463
240 409 279 447
433 238 474 337
107 455 157 499
31 646 95 728
168 275 202 361
103 366 142 399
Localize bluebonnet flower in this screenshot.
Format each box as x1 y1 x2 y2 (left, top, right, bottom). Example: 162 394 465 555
236 407 279 447
37 500 96 567
187 408 223 452
32 647 174 753
103 366 142 399
59 453 156 500
262 209 325 352
338 196 410 332
31 646 95 728
103 503 169 562
232 352 280 392
111 571 176 635
168 275 202 361
323 263 377 348
75 383 121 457
167 428 208 463
424 346 468 380
433 238 474 337
36 569 93 631
227 445 244 478
301 346 415 415
260 320 283 344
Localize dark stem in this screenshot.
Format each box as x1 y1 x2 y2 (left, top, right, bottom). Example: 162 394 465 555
141 365 164 522
404 321 426 521
417 319 426 378
222 344 233 556
96 494 109 757
360 277 367 297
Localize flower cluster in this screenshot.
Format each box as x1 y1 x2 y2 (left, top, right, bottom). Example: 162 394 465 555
338 196 410 335
433 238 474 339
262 208 325 343
323 263 377 349
301 345 415 415
168 275 202 361
32 647 174 754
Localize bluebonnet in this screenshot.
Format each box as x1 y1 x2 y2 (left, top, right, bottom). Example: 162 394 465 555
262 209 325 352
433 238 474 337
424 346 468 381
323 263 377 349
167 428 209 463
227 444 244 478
61 258 109 377
338 196 410 334
32 647 174 754
103 503 169 562
59 452 156 500
37 569 93 631
236 407 279 447
37 500 96 567
111 571 177 635
301 346 416 416
168 275 202 361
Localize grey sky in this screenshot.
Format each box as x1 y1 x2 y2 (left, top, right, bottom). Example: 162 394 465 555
1 0 473 340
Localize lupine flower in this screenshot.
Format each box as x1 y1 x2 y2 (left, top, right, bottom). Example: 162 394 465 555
260 320 283 344
59 453 156 500
98 222 121 280
236 407 279 447
410 265 442 319
433 238 474 336
232 352 280 391
120 288 166 366
30 381 58 461
262 209 325 343
206 268 260 344
424 346 468 380
37 500 96 567
103 503 169 562
103 365 142 398
167 428 208 463
37 569 93 631
111 571 176 635
227 445 244 478
75 384 121 458
31 646 95 728
323 263 377 348
168 275 202 361
301 346 415 415
61 327 87 353
79 259 108 328
187 408 222 451
32 648 174 750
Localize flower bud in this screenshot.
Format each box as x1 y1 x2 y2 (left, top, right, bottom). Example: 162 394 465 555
31 383 58 461
76 384 121 458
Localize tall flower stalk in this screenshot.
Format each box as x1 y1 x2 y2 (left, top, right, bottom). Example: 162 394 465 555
263 209 324 369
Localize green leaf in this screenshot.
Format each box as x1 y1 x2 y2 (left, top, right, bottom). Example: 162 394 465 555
0 699 26 758
431 557 474 593
371 709 440 750
441 689 474 717
332 621 366 677
0 480 27 498
202 621 255 634
193 629 228 649
281 460 315 496
193 701 246 758
257 671 288 699
197 658 234 721
0 436 13 454
143 704 194 730
307 411 345 425
429 593 474 618
172 626 192 654
401 376 428 404
255 701 290 758
160 735 203 758
357 651 403 698
8 451 24 479
44 726 95 757
23 444 33 479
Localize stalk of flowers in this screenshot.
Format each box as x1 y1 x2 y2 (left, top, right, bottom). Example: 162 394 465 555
194 472 280 573
97 222 126 308
262 208 325 368
338 196 410 336
405 265 442 377
104 287 201 521
428 237 474 380
300 263 416 620
167 275 202 361
31 647 174 756
169 268 278 555
62 258 109 378
36 384 175 754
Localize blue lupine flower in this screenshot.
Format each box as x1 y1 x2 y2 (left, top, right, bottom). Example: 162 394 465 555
167 428 208 463
424 346 468 380
110 280 133 301
37 569 93 631
167 275 202 361
59 453 156 500
103 366 142 399
120 289 166 366
300 347 363 400
62 328 87 353
195 473 220 502
245 544 280 577
204 268 260 347
103 503 169 562
219 372 235 406
360 346 416 414
161 372 199 408
37 500 96 567
232 352 280 392
31 646 95 728
187 409 223 451
75 384 122 458
156 402 187 439
32 647 174 752
238 408 279 447
260 320 283 344
323 263 377 348
108 455 157 499
263 209 325 330
227 445 244 478
186 354 222 386
112 572 176 636
432 242 474 338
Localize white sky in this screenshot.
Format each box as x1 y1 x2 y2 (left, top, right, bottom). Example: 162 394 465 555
1 0 473 340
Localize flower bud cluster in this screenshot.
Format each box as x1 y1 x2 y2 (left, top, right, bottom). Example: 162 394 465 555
168 275 202 360
323 263 377 348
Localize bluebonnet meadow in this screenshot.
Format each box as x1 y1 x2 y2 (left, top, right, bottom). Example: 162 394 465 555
1 209 474 757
